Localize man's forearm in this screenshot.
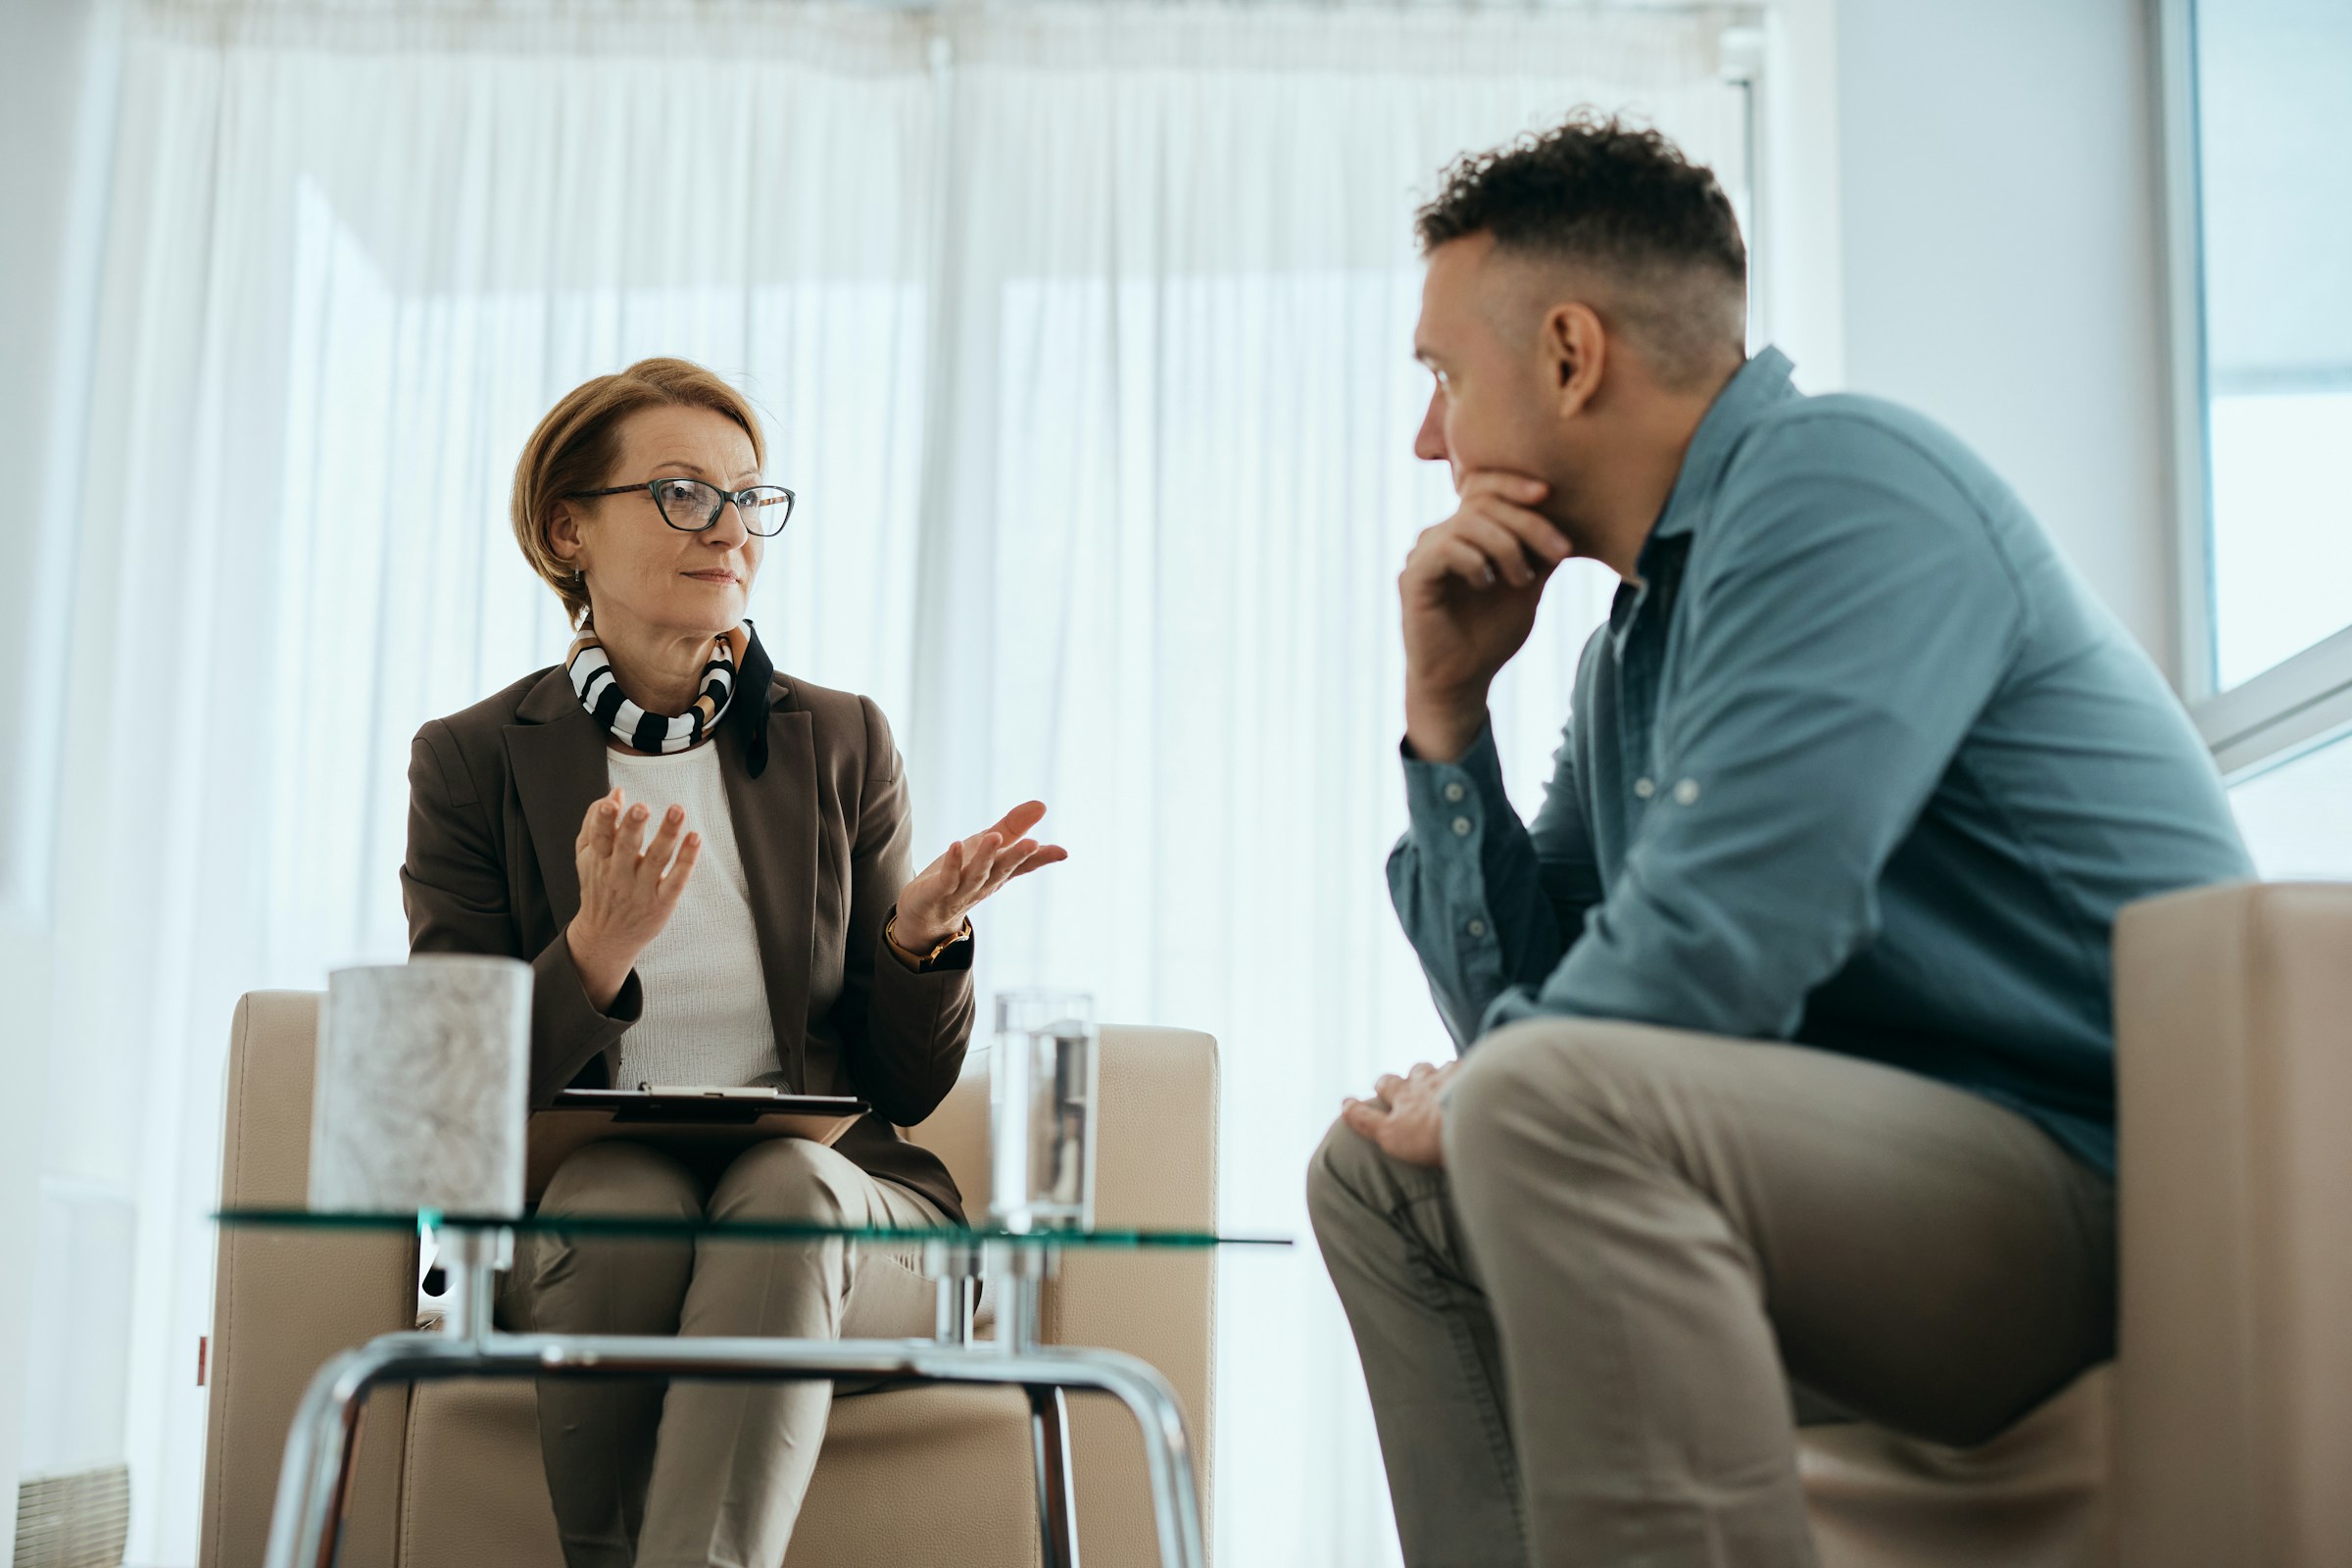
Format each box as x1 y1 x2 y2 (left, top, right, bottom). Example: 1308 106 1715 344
1403 680 1492 765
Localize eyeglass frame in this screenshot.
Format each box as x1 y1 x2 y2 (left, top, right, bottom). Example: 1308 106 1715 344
566 476 798 537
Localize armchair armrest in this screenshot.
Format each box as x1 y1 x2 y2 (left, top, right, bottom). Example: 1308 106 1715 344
913 1024 1221 1567
2114 882 2352 1567
200 992 416 1568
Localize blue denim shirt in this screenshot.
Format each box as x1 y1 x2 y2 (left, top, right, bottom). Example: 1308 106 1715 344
1389 348 2253 1174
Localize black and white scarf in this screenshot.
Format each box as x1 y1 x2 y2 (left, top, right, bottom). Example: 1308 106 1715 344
565 620 778 774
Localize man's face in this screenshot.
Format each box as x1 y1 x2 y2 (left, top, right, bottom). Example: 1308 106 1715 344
1411 232 1558 494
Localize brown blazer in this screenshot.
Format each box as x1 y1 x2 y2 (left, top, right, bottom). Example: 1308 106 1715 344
401 662 975 1220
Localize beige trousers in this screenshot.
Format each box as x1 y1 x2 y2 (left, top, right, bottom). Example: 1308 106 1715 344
496 1137 946 1568
1308 1017 2117 1568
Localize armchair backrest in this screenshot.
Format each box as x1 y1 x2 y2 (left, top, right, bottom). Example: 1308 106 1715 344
2114 881 2352 1568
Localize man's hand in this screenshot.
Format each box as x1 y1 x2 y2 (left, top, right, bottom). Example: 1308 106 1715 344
1400 470 1570 762
1341 1060 1460 1168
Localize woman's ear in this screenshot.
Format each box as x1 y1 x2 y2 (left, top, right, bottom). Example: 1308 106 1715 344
547 501 585 573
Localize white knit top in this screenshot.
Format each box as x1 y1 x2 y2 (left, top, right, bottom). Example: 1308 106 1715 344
605 741 779 1089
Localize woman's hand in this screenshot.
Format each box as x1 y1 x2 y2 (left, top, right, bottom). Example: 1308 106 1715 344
565 787 700 1009
894 800 1067 954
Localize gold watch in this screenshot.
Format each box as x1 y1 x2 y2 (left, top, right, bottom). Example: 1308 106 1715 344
885 911 970 966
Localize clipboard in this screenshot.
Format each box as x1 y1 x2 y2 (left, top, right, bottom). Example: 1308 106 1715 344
526 1087 870 1202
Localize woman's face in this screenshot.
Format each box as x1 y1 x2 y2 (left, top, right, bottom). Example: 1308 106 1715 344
551 404 764 638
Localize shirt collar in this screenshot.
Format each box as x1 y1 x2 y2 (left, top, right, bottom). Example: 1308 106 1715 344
1645 345 1798 551
1609 346 1796 655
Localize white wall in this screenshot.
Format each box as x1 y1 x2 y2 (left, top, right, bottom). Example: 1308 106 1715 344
1830 0 2178 677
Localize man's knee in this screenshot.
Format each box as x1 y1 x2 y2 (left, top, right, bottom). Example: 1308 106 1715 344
711 1137 861 1225
1444 1018 1658 1176
539 1139 702 1220
1305 1114 1396 1238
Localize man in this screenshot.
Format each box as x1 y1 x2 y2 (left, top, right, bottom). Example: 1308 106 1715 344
1308 113 2253 1568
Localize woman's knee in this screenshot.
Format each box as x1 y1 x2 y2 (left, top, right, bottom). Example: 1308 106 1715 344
709 1138 864 1225
538 1139 703 1219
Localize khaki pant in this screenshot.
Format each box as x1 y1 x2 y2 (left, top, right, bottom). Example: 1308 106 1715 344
497 1138 946 1568
1308 1018 2117 1568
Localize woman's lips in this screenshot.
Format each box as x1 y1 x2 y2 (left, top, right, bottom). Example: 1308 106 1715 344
684 570 739 583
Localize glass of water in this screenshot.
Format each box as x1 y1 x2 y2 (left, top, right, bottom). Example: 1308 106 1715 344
988 989 1100 1233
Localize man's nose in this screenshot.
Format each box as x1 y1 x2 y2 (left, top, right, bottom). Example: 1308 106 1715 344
1413 392 1448 464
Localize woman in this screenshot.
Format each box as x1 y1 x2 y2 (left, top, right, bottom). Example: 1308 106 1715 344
402 357 1062 1568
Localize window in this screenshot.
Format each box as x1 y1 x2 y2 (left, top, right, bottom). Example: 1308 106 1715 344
2230 732 2352 880
2165 0 2352 776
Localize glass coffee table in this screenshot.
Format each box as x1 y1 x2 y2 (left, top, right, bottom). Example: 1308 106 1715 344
216 1208 1288 1568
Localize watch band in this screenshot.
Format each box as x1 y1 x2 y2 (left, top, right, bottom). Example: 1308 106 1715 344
885 911 971 966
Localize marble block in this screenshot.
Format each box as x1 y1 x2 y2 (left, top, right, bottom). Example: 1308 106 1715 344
308 956 532 1217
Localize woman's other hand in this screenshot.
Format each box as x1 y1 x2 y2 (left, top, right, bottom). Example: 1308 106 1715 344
566 787 700 1009
895 800 1067 954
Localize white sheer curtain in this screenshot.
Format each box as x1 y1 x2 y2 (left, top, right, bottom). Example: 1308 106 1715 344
54 3 1745 1560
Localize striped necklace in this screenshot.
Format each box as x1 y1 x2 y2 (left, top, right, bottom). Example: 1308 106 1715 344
565 624 746 755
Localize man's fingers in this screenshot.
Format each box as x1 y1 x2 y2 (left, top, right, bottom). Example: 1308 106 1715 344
1451 512 1545 587
1373 1073 1405 1102
1340 1100 1390 1140
1457 469 1550 506
1463 494 1573 564
1419 535 1504 590
1405 1061 1439 1081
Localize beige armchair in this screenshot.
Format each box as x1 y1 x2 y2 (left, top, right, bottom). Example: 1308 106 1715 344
198 1004 1217 1568
1797 882 2352 1568
206 882 2352 1567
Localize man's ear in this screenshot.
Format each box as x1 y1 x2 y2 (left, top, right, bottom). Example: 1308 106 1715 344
1545 302 1607 418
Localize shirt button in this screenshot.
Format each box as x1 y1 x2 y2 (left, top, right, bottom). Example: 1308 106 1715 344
1467 918 1488 938
1673 778 1701 806
1444 782 1467 803
1633 777 1656 799
1451 816 1473 837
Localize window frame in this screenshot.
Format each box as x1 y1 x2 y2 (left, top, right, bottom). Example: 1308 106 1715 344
2160 0 2352 781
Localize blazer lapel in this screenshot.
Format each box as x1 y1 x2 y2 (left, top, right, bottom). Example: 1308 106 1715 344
723 679 817 1088
504 668 610 935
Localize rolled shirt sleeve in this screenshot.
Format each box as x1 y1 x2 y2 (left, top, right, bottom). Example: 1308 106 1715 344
1388 718 1605 1050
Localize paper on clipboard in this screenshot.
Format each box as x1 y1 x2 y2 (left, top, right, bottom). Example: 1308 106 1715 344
525 1087 869 1203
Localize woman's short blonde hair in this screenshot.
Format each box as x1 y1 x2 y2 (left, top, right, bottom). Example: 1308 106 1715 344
512 358 768 627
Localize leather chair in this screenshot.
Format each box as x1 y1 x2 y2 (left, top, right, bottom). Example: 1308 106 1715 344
1796 881 2352 1568
204 882 2352 1567
199 1008 1218 1568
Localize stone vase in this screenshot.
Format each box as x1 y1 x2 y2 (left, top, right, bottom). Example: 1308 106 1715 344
307 955 532 1217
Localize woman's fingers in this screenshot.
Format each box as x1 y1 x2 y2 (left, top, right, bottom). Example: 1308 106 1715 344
612 801 652 863
655 832 702 907
1002 843 1069 882
986 800 1050 842
577 788 625 856
955 832 1004 897
637 806 687 886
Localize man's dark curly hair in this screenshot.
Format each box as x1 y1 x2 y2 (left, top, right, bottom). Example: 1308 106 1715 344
1417 112 1747 385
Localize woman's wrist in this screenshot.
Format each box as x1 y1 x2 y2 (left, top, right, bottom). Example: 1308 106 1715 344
888 907 964 957
564 920 634 1012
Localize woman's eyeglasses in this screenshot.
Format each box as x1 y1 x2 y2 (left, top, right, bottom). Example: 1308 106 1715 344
568 476 797 537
